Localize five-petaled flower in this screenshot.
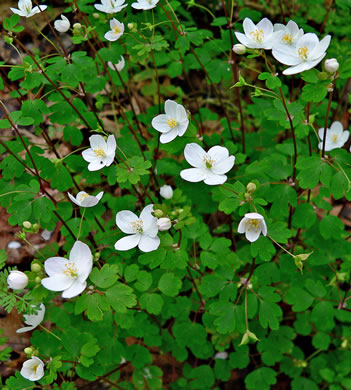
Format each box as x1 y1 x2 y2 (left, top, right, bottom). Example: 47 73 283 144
94 0 127 14
104 18 125 41
21 357 45 381
107 56 125 72
131 0 159 10
17 303 45 333
235 17 283 50
273 20 304 46
151 100 189 144
237 212 267 242
68 191 104 207
115 204 160 252
82 135 116 171
10 0 47 17
54 15 70 33
180 143 235 185
318 121 349 152
41 241 93 298
272 32 331 75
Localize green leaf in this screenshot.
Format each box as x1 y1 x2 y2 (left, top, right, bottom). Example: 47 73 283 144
285 287 314 312
301 83 328 102
259 287 282 330
158 273 182 297
189 365 215 389
139 293 164 315
106 283 137 313
89 264 119 289
320 215 344 239
245 367 277 390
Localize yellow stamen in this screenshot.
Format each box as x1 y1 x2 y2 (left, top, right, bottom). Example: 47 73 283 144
64 262 78 278
131 220 143 233
167 118 178 128
79 193 90 202
113 26 121 35
203 155 215 169
94 147 106 158
298 46 309 60
331 134 338 143
282 33 293 44
246 219 261 233
250 29 264 43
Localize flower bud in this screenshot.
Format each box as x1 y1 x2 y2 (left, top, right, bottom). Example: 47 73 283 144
31 263 42 273
244 192 251 200
23 221 32 229
246 182 256 193
157 217 172 231
93 13 100 19
160 185 173 199
7 271 29 290
127 23 134 30
239 330 259 346
233 44 246 55
73 23 82 30
32 224 39 233
153 209 164 218
324 58 339 73
54 15 70 33
34 276 42 284
24 347 33 356
318 71 329 81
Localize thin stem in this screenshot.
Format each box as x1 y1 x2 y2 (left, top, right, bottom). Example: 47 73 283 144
268 235 294 257
77 208 86 240
39 324 62 341
322 89 334 158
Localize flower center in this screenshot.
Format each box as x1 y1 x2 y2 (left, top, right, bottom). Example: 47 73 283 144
79 193 90 202
331 134 339 143
148 0 153 3
250 29 264 43
203 155 215 169
32 364 39 374
94 147 106 158
113 26 121 35
64 262 78 278
247 219 261 232
298 46 309 61
131 219 143 233
282 33 293 44
25 5 32 13
167 118 178 128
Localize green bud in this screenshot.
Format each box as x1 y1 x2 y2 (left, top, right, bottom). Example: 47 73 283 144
92 13 99 19
32 223 39 233
246 182 256 193
4 36 13 45
318 71 329 81
295 359 307 368
94 252 101 261
239 330 259 346
31 263 42 273
153 209 164 218
73 23 82 29
24 347 33 355
244 192 251 200
23 221 32 229
341 339 349 349
34 276 42 284
308 114 316 126
16 231 26 240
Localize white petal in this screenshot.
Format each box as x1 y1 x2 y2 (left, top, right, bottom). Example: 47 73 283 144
272 46 300 65
62 280 87 298
282 61 312 75
207 145 229 162
180 168 206 182
235 32 256 48
237 217 248 233
330 121 343 135
245 228 261 242
10 8 27 16
256 18 273 37
204 173 228 185
318 127 325 139
17 326 36 333
80 196 99 207
177 120 189 137
44 257 67 276
69 241 93 280
95 191 104 201
164 100 178 118
106 135 116 155
89 135 106 150
245 212 264 219
340 131 349 145
88 160 105 171
310 35 331 60
175 103 187 122
138 235 160 252
184 143 206 168
104 155 114 167
105 31 119 41
211 156 235 175
115 234 140 251
296 33 319 52
140 205 158 237
243 18 256 36
286 20 299 36
261 220 268 236
22 303 45 328
152 114 172 133
82 148 96 162
41 274 73 292
116 210 138 233
68 192 82 206
160 128 179 143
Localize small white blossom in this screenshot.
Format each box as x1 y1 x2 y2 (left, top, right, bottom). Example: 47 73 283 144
82 134 116 171
237 212 267 243
131 0 159 10
232 44 246 55
10 0 47 18
94 0 127 13
273 20 304 47
157 217 172 231
324 58 339 73
54 15 70 33
104 19 124 41
234 17 283 50
160 185 173 199
7 271 28 290
180 143 235 185
151 100 189 144
8 241 21 249
107 56 125 72
68 191 104 207
214 352 228 360
115 204 160 252
17 304 45 333
21 357 45 381
41 241 93 298
272 33 331 75
318 121 349 151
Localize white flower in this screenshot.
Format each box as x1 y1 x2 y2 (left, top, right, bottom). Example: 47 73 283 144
180 143 235 185
318 121 349 151
273 20 304 46
234 17 283 50
21 357 45 381
237 212 267 243
94 0 127 13
214 352 228 360
104 19 124 41
151 100 189 144
324 58 339 73
115 204 160 252
10 0 47 18
131 0 159 10
232 43 246 55
17 303 45 333
157 217 172 231
68 191 104 207
107 56 125 72
41 241 93 299
7 271 28 290
272 33 331 75
160 185 173 199
82 134 116 171
54 15 70 33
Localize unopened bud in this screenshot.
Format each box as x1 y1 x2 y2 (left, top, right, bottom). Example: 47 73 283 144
153 209 164 218
24 347 33 355
239 330 259 346
23 221 32 229
94 252 101 261
324 58 339 73
160 185 173 199
157 217 172 231
35 276 42 284
233 44 246 55
93 13 100 19
246 182 256 193
318 71 329 81
7 271 28 290
31 263 42 273
127 23 134 30
244 192 251 200
73 23 82 29
32 224 39 233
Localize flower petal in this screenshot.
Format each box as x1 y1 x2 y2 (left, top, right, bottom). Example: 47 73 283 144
44 257 67 276
88 160 105 171
41 274 73 292
160 128 179 143
82 148 96 162
211 156 235 174
116 210 138 233
272 46 300 65
152 114 172 133
245 228 261 242
330 121 343 135
177 120 189 137
310 35 331 60
235 32 256 48
296 33 319 52
106 135 116 155
138 235 160 252
256 17 273 37
164 100 178 118
184 143 206 168
140 205 158 237
69 241 93 280
62 280 87 298
68 192 81 206
115 234 140 251
204 172 227 185
282 61 313 75
243 17 256 36
89 135 106 150
237 217 248 233
180 168 206 182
